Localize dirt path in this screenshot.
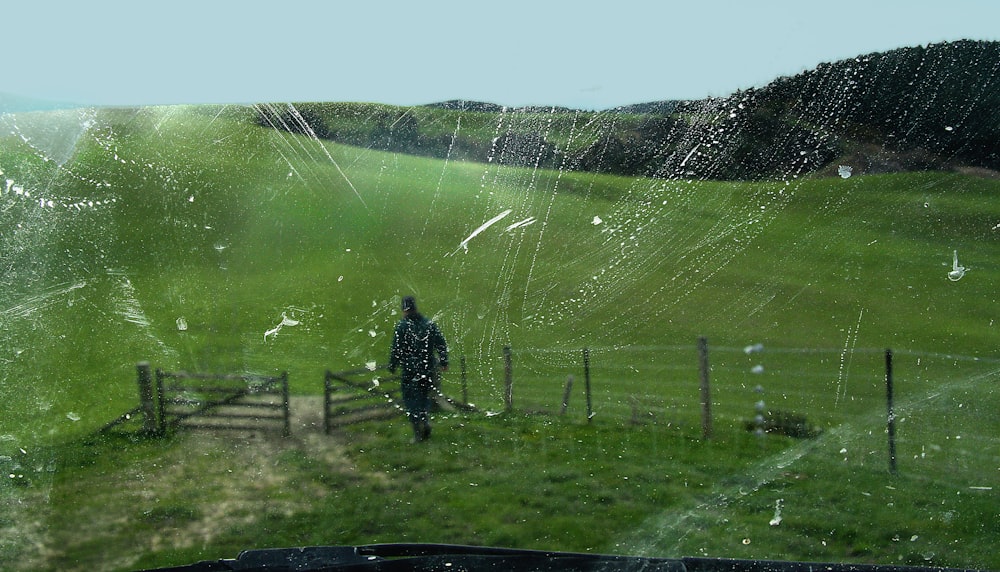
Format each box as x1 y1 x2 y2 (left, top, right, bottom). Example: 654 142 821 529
11 396 386 572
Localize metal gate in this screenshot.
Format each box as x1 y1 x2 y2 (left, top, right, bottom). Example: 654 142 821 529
323 368 403 433
156 369 290 436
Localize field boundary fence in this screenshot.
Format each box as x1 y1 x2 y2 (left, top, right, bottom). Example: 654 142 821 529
324 362 476 433
101 362 290 436
157 367 290 436
323 367 403 433
115 342 988 435
488 340 1000 473
100 341 1000 478
155 366 290 436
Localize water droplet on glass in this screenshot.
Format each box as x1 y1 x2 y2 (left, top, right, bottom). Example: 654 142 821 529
948 250 966 281
769 499 783 526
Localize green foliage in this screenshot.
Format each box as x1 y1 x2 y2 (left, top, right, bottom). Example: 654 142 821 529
755 40 1000 172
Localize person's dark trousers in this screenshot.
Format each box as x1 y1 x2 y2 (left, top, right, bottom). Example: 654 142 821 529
401 374 432 442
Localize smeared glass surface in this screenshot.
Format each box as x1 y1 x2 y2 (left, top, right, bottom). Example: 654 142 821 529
2 40 999 571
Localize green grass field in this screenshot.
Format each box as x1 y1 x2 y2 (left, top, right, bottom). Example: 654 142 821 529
1 105 998 570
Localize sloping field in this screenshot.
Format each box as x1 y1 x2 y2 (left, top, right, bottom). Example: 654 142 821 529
2 105 998 439
1 106 998 570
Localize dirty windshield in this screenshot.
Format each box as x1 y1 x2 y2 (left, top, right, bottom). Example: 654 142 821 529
2 3 999 571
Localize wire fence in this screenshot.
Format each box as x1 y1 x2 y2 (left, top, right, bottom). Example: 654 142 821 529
441 340 1000 479
110 340 999 483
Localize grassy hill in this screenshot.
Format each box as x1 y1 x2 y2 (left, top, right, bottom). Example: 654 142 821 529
4 104 999 439
1 104 999 570
260 40 1000 181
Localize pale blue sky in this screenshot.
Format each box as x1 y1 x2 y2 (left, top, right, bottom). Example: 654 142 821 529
5 0 999 110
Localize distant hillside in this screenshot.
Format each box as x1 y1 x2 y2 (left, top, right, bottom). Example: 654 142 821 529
0 92 81 114
608 101 681 115
585 39 1000 180
740 39 1000 177
424 100 508 113
424 100 583 114
258 40 999 180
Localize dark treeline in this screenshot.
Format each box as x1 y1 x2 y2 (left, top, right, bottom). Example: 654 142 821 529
257 40 999 181
745 39 1000 176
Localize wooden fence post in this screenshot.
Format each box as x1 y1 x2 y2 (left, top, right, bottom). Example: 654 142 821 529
583 347 593 422
323 370 333 435
503 346 513 411
281 371 291 437
136 362 157 435
155 368 167 435
886 349 898 475
698 336 712 439
461 355 468 406
561 375 574 415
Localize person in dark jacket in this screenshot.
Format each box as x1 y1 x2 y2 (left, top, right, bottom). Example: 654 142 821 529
388 296 449 442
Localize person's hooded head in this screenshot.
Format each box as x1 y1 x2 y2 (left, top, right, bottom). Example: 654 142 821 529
401 296 417 315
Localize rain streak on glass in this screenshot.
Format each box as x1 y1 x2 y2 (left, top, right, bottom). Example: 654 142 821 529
1 39 999 571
